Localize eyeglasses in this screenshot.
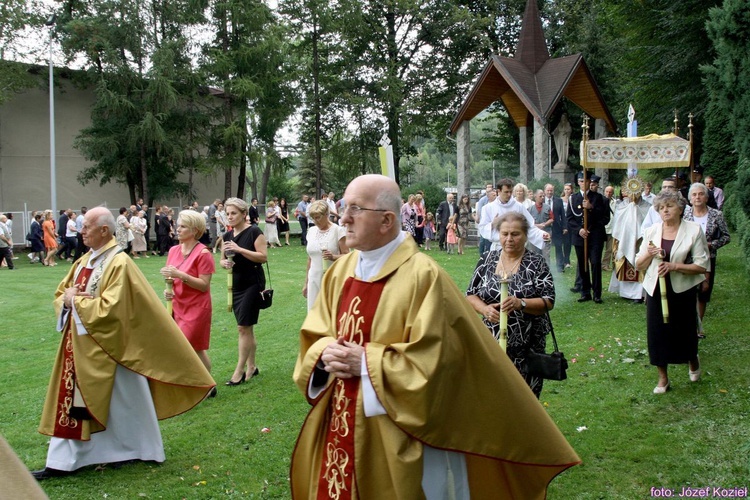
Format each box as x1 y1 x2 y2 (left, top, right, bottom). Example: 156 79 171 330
343 205 390 217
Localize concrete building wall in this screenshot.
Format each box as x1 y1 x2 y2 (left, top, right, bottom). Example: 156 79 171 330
0 78 235 214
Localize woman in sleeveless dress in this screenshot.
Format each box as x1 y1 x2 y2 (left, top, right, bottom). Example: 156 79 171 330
221 198 268 386
303 200 348 310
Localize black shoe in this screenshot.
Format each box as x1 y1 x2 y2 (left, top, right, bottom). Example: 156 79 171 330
632 298 644 304
225 373 246 386
31 467 74 480
578 295 592 303
246 367 260 380
570 287 581 293
208 387 218 398
594 297 603 304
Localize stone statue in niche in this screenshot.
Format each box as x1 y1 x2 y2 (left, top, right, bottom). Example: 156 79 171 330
552 114 572 169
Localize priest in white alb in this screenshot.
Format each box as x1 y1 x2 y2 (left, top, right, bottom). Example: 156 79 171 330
33 207 215 480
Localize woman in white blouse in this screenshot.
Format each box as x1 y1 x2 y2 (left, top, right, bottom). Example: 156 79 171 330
303 200 348 310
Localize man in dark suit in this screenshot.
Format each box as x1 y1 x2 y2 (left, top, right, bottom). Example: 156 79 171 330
566 171 610 303
155 205 171 256
544 184 567 272
249 198 260 226
55 209 71 259
435 193 458 251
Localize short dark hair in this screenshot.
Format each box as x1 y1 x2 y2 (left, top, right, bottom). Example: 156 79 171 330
491 211 530 235
496 178 515 190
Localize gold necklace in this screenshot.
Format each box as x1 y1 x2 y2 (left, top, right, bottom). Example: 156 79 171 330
496 252 523 278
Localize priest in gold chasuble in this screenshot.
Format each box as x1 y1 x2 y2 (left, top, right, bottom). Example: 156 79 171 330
291 175 580 499
33 208 215 479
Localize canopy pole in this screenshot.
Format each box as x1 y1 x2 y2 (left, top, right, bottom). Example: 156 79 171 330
688 113 695 184
581 115 589 273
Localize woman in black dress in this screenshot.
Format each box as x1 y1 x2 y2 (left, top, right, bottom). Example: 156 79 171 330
466 212 556 398
277 198 291 246
635 190 709 394
221 197 268 386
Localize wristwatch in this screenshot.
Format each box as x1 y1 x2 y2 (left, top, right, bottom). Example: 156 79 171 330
520 299 527 311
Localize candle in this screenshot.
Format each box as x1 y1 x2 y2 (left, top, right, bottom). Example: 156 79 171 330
650 241 669 323
498 274 509 352
165 278 174 316
226 250 235 312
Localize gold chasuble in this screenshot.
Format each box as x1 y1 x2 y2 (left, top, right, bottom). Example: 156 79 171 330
291 237 580 499
39 238 216 440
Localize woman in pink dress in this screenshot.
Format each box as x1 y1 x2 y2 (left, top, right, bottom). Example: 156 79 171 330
160 210 216 395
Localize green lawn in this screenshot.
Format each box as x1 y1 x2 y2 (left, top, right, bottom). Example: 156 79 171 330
2 238 748 498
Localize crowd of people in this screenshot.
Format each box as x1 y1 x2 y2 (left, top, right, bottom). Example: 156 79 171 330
4 166 731 496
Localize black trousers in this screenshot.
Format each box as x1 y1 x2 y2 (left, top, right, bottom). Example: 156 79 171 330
74 233 88 260
0 246 14 269
438 225 447 250
574 237 604 299
156 233 170 255
298 217 309 245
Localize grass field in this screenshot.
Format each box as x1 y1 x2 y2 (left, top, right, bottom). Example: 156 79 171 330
1 237 749 499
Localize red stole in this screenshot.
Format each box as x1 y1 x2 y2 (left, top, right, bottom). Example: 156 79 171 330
317 277 387 500
52 267 93 440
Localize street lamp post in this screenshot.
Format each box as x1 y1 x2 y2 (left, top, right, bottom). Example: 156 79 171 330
46 14 57 215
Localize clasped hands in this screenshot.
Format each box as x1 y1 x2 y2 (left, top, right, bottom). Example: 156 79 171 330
484 297 523 323
63 284 92 308
320 337 364 379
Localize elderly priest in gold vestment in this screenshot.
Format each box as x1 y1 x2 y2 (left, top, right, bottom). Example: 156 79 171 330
32 207 215 480
291 175 580 499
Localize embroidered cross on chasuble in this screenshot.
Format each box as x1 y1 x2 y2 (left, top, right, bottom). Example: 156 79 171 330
317 277 387 500
53 266 94 440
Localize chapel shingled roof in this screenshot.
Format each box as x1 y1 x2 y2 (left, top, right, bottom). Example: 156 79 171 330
449 0 616 134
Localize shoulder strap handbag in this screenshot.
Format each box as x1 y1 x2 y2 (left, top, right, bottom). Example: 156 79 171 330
526 300 568 381
257 260 274 309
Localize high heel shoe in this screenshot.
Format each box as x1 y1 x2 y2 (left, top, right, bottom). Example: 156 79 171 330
225 373 246 386
246 367 260 380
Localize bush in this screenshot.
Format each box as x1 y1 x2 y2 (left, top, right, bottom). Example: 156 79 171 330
723 166 750 277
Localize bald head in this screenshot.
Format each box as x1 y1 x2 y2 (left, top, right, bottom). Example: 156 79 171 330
340 175 402 251
82 207 116 250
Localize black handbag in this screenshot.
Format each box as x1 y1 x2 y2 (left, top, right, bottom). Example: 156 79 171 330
526 302 568 381
258 261 273 309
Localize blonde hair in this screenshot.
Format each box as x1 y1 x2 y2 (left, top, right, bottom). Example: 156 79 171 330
513 183 529 199
308 200 330 219
224 197 248 214
177 209 206 239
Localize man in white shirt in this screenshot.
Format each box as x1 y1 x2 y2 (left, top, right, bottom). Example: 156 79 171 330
641 177 678 236
641 182 655 204
478 178 549 251
74 207 88 260
474 183 494 255
326 192 339 223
